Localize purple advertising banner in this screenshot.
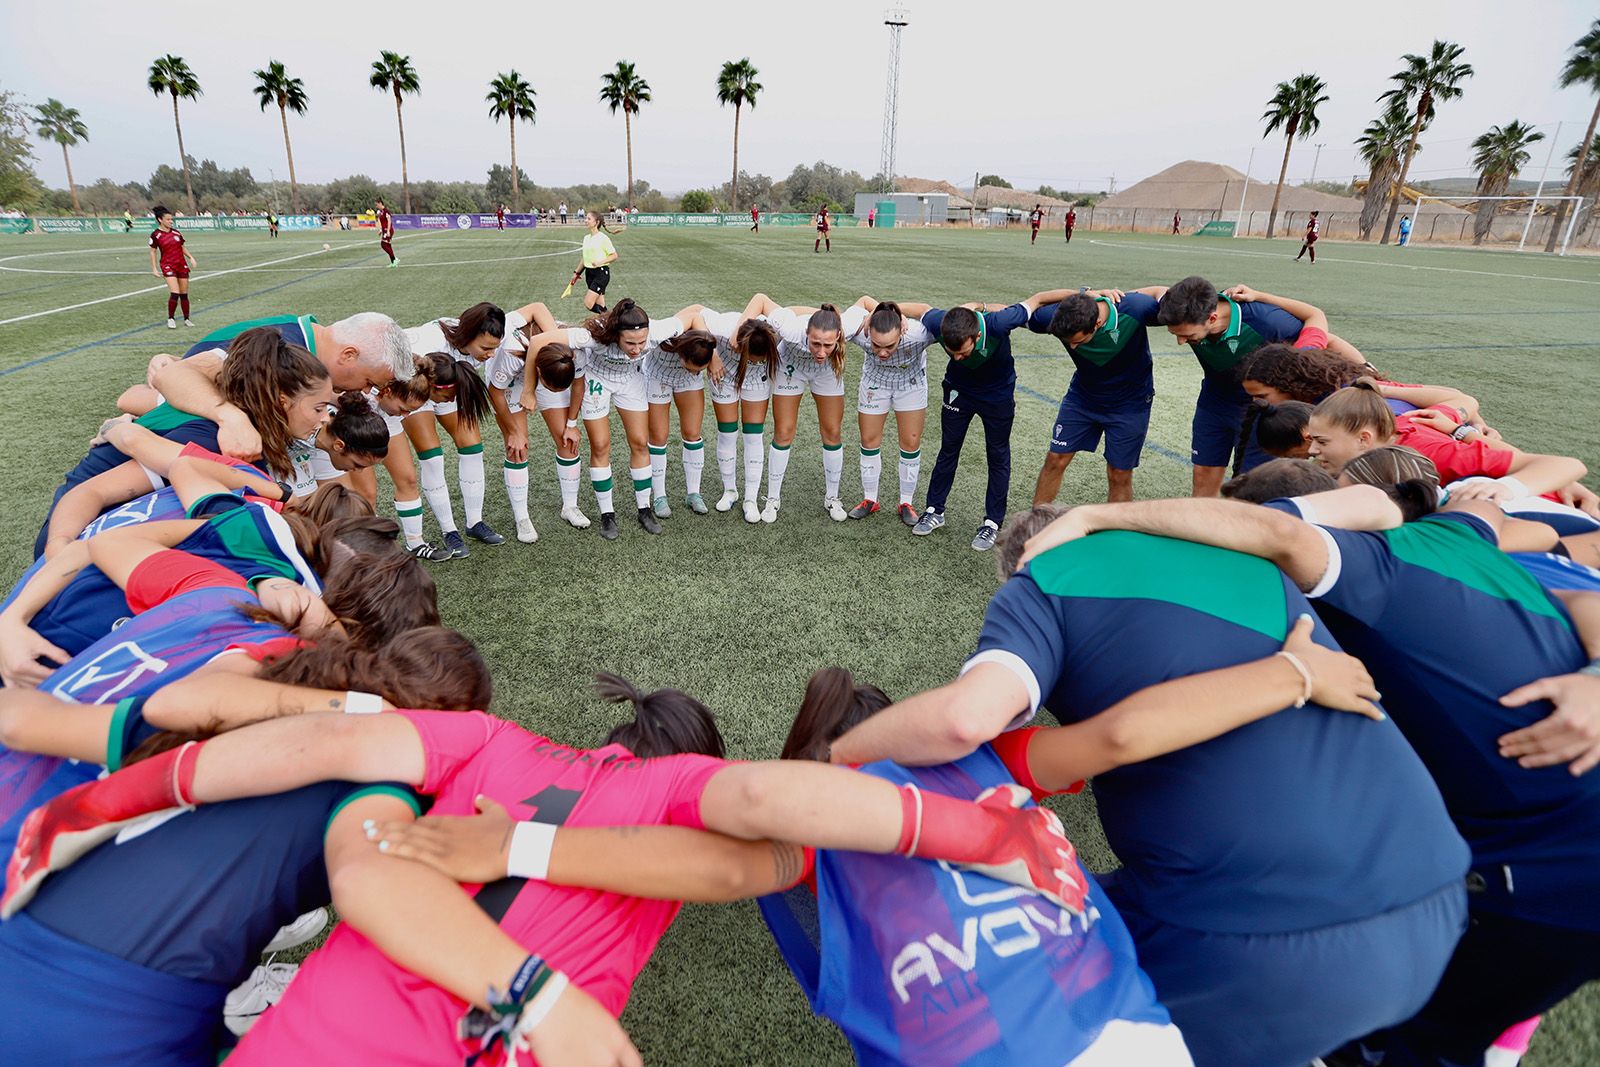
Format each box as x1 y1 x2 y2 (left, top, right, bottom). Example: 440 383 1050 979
389 213 539 230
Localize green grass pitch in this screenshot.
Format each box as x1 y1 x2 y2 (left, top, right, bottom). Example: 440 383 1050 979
2 224 1598 1064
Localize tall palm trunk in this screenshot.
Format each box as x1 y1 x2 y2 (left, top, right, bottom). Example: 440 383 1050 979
624 110 635 209
1473 180 1503 244
1546 94 1600 252
1360 164 1394 239
1381 106 1427 244
731 104 741 208
1267 121 1296 238
278 104 299 212
62 143 79 212
393 87 412 213
510 120 521 211
172 92 196 214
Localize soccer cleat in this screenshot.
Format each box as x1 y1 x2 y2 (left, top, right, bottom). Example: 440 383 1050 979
405 541 454 562
560 506 591 530
971 521 1000 552
743 500 761 524
912 509 946 536
183 319 195 328
388 259 398 268
897 503 918 527
465 520 505 546
761 498 781 524
599 512 620 540
685 493 708 515
443 530 469 558
824 497 848 522
652 496 672 519
637 507 663 535
515 518 538 544
716 489 739 513
166 318 177 329
224 962 299 1036
848 499 880 520
263 908 329 954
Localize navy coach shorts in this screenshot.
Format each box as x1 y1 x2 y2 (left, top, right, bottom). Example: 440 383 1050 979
1051 390 1153 470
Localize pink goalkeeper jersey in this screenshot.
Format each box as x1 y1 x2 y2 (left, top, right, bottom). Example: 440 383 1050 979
231 709 727 1066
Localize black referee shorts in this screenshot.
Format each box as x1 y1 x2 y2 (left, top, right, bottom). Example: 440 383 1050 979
584 266 611 295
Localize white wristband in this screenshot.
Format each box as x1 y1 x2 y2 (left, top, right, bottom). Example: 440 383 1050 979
513 970 570 1044
565 419 579 429
344 690 384 714
507 821 558 880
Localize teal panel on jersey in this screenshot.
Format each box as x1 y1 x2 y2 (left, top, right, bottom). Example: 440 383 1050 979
134 402 207 434
1385 520 1572 628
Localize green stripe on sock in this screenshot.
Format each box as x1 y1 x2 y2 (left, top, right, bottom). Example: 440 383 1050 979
900 449 920 460
396 504 424 517
459 443 485 456
822 442 843 452
593 477 614 491
861 447 881 457
648 444 668 455
633 476 651 490
772 442 791 452
556 455 579 467
742 422 764 434
504 461 529 470
417 446 444 460
683 439 704 450
717 421 739 433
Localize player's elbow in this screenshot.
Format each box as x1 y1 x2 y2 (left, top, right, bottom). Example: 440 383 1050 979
327 854 388 928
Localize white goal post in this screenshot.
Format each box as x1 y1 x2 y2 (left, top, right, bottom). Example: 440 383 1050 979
1410 194 1588 255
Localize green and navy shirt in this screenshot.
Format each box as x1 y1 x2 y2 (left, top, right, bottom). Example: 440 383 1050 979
1189 298 1303 405
968 530 1467 935
183 314 318 360
1029 293 1159 405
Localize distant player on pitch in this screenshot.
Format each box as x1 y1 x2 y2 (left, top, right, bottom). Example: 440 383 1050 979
148 205 196 330
375 197 397 266
1295 211 1319 263
1029 204 1044 244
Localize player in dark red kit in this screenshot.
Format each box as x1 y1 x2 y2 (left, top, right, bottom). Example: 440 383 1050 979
1064 207 1076 242
148 205 196 330
375 197 396 266
751 205 760 233
1029 204 1043 244
1296 210 1320 263
496 203 506 231
814 206 831 253
1173 211 1182 234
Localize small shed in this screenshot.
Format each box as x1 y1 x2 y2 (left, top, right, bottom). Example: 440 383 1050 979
853 192 949 226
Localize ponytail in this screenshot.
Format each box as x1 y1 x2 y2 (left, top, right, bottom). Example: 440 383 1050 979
780 668 892 763
659 329 717 370
867 301 904 337
533 342 577 392
425 352 490 432
584 298 650 346
1231 403 1268 478
595 672 725 759
1312 381 1395 440
258 626 490 710
734 319 779 389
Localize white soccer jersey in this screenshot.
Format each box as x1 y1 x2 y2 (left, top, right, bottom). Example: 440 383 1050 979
565 318 681 386
849 307 933 390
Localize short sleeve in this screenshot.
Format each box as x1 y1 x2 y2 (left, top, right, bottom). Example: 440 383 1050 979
485 351 521 391
599 234 617 257
656 753 731 830
309 448 340 483
393 709 501 795
1426 510 1499 545
1293 325 1329 350
986 303 1029 333
701 310 741 339
565 327 595 350
1261 497 1308 518
1251 304 1306 342
839 305 869 339
1028 303 1058 334
1397 420 1515 481
900 316 933 349
124 549 250 612
224 635 304 662
648 318 685 344
1118 292 1160 324
964 575 1069 718
768 307 806 346
919 308 946 338
148 232 158 248
1305 526 1397 623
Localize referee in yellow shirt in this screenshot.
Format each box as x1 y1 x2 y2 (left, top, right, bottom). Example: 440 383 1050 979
569 208 620 314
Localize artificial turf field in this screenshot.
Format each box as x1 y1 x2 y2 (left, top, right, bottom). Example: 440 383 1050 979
2 223 1599 1064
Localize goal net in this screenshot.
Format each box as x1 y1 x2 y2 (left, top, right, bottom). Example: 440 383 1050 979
1407 194 1587 255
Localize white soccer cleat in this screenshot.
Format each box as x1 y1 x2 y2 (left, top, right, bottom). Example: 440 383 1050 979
716 489 739 512
824 497 848 522
761 499 781 524
166 318 177 329
743 500 761 524
224 962 299 1036
560 506 591 530
515 518 539 544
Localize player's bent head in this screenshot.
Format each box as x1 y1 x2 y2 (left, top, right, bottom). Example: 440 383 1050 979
587 298 651 350
1240 343 1362 406
1048 294 1101 348
323 392 390 469
780 667 892 762
867 302 905 356
595 673 726 759
1255 401 1315 458
534 342 578 391
938 307 982 360
997 503 1070 579
1221 458 1336 504
322 548 442 648
660 329 718 370
1337 445 1441 522
258 625 492 713
735 319 779 361
329 311 414 387
1155 275 1222 336
443 303 509 360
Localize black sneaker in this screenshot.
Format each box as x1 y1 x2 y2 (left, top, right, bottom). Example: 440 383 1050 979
465 520 505 546
406 541 454 562
443 530 468 558
599 512 620 541
637 507 663 535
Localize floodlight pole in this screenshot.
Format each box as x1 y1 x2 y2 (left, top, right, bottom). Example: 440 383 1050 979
1518 120 1561 253
878 7 909 195
1234 147 1256 237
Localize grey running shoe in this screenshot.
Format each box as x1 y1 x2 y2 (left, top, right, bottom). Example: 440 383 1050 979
652 496 672 518
971 521 1000 552
685 493 708 515
912 509 946 536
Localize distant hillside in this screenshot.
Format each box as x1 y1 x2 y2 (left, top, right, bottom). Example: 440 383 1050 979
1413 177 1547 197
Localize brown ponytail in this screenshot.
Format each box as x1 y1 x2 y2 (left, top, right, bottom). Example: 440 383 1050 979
533 342 577 391
595 672 725 759
1311 381 1395 440
425 352 490 432
780 668 892 763
734 319 779 389
658 329 717 370
258 626 490 710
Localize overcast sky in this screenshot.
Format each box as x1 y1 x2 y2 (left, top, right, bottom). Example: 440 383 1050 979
5 0 1597 198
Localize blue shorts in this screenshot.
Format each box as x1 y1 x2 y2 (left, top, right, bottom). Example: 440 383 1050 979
1114 880 1466 1067
1051 391 1153 470
1190 395 1250 469
0 911 230 1065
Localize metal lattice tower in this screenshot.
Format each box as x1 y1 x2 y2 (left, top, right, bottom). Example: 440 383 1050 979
878 7 909 194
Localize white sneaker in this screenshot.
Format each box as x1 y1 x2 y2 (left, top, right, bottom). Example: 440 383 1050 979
224 962 298 1036
761 499 781 524
560 506 591 529
716 489 738 512
824 497 848 522
166 318 177 329
263 907 329 953
515 518 538 543
743 500 761 524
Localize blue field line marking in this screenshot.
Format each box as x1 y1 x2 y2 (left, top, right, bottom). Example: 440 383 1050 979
1 277 78 298
1013 382 1192 467
0 267 338 379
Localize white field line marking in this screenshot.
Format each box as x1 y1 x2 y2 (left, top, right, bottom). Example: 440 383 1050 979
1085 238 1600 287
0 238 583 276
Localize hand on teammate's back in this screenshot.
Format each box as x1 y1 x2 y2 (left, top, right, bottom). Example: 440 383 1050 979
518 981 643 1067
1015 507 1097 570
0 616 69 689
216 412 264 462
1499 673 1600 776
1281 614 1384 720
366 794 516 884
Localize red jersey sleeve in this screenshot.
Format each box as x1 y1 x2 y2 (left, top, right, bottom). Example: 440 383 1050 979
394 709 503 795
1395 420 1515 482
124 549 251 612
987 727 1085 800
1293 325 1329 350
223 635 305 663
655 753 734 831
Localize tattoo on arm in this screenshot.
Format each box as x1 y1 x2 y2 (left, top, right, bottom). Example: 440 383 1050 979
769 842 805 887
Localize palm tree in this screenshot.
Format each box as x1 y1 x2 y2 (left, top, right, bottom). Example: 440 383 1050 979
486 72 536 211
716 59 762 209
1564 134 1600 237
252 61 308 212
1377 40 1474 244
147 55 202 214
1468 121 1543 244
1545 19 1600 251
33 99 87 212
1355 102 1422 240
370 51 420 213
599 61 652 209
1261 73 1329 238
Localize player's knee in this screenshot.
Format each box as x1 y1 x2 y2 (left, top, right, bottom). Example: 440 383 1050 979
1042 453 1071 473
